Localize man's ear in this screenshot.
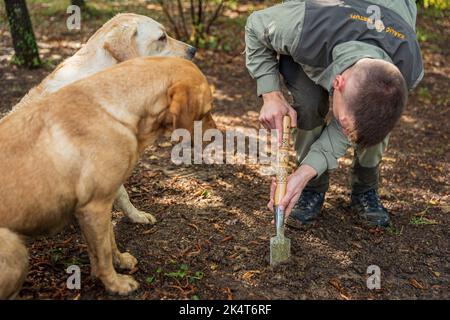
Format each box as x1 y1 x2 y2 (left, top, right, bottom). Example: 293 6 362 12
167 83 190 130
333 75 346 92
104 24 139 62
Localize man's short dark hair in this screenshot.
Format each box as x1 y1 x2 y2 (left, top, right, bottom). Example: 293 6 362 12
344 59 408 148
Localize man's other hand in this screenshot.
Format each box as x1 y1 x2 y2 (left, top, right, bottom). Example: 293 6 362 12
268 164 317 220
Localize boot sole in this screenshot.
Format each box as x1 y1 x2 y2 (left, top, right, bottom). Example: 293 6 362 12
351 205 391 228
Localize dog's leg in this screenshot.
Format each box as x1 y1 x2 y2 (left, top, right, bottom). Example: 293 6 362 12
0 228 28 299
114 185 157 225
76 200 139 295
110 222 137 270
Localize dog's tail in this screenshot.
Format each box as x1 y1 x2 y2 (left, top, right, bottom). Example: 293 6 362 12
0 228 28 299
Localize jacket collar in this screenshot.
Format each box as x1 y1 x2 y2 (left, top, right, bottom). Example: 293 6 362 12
317 41 393 94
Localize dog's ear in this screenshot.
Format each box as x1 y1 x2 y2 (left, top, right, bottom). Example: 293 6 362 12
167 83 193 131
103 24 139 62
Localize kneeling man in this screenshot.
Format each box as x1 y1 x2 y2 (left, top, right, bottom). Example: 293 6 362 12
245 0 423 227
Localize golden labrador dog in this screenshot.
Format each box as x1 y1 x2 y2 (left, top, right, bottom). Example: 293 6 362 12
13 13 196 225
0 57 216 298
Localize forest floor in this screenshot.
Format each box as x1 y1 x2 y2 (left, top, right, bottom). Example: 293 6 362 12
0 1 448 300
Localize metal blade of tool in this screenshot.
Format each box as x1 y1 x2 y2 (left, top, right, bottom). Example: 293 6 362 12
270 206 291 266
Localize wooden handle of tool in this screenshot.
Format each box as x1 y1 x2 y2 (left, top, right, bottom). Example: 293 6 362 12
274 116 291 206
280 115 291 149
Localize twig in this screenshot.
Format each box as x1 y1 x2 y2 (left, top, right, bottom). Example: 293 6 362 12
190 0 195 24
198 0 203 25
221 235 234 243
177 0 190 39
206 0 225 34
156 0 181 39
188 223 199 231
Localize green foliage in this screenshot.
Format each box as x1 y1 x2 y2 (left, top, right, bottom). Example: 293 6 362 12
49 248 64 264
47 248 89 266
416 0 448 10
165 263 189 279
189 271 205 282
416 29 428 43
71 0 85 8
418 86 432 101
386 225 404 236
62 256 89 267
145 264 204 286
145 275 155 284
145 267 161 285
410 216 438 225
10 52 41 69
200 189 211 198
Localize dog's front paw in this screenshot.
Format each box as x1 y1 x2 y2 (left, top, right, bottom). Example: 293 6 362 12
115 252 138 270
106 274 139 296
128 210 157 225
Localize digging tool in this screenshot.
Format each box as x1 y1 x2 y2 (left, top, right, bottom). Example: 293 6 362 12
270 115 291 266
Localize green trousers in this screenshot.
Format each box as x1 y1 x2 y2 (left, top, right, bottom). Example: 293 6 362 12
279 55 388 194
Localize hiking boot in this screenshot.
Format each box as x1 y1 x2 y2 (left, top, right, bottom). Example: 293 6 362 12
287 190 325 227
351 189 390 227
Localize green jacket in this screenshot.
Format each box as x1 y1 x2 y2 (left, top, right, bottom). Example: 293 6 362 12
245 0 423 176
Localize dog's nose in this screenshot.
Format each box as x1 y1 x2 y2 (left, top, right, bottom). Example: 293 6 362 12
187 46 197 60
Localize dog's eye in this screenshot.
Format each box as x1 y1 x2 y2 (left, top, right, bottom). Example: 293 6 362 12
158 34 167 42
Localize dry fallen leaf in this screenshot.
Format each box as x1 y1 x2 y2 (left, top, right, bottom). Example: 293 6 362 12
340 293 351 300
221 235 234 243
242 270 260 282
351 241 363 249
188 223 199 231
210 263 218 271
329 278 351 299
128 267 139 275
213 223 224 233
432 271 441 278
158 142 172 148
329 278 343 291
146 171 159 178
224 287 233 300
409 278 425 289
429 199 439 205
142 228 156 235
379 187 394 199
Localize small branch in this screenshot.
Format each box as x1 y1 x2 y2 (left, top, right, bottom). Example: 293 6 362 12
197 0 203 26
190 0 195 25
205 0 225 34
156 0 181 39
177 0 189 40
201 0 208 24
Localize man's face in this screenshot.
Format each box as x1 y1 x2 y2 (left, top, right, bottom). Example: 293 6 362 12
332 71 356 139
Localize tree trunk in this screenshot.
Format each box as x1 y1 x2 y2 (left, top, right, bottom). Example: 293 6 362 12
4 0 41 68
